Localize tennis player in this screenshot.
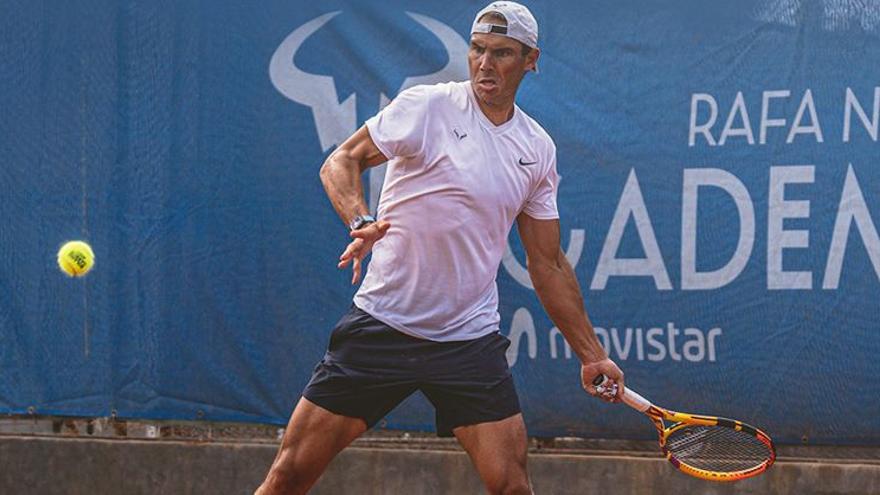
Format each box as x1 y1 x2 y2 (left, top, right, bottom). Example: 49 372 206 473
255 2 624 494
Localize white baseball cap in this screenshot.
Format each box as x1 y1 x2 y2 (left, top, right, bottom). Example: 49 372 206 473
471 1 539 49
471 2 539 71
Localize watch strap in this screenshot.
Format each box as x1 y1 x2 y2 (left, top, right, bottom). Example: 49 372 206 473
348 214 376 231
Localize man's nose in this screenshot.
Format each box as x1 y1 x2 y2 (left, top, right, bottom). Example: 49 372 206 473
478 53 493 71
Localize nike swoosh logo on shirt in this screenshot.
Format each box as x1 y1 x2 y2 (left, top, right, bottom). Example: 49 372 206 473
518 158 538 166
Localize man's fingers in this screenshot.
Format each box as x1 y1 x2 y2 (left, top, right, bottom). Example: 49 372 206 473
615 377 626 401
597 381 619 403
339 239 363 263
600 370 625 403
581 360 625 403
584 377 612 401
338 227 377 282
600 381 619 403
350 220 391 240
340 241 358 258
351 257 361 285
338 247 356 268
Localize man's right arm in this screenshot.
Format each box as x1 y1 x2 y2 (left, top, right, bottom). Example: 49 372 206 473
319 125 388 226
320 125 391 285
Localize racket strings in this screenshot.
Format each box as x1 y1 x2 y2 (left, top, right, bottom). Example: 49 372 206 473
665 425 772 473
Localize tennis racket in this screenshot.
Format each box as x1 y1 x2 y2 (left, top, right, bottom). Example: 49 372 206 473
592 374 775 482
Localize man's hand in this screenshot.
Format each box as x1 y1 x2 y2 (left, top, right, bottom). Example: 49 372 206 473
581 358 625 403
337 221 390 284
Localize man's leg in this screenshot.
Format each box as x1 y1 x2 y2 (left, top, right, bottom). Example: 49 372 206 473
453 413 532 495
254 397 367 495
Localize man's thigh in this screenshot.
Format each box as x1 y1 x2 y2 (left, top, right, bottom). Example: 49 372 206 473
453 414 531 494
277 396 368 466
255 397 367 495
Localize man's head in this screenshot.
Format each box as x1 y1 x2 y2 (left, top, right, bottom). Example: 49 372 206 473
469 2 540 110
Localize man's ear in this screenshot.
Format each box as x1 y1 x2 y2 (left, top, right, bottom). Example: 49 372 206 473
526 48 540 72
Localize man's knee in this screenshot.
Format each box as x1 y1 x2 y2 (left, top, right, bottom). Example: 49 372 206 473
485 479 532 495
257 448 317 495
483 462 531 495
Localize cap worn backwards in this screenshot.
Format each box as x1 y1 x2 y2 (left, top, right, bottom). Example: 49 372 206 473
471 2 539 48
471 2 540 71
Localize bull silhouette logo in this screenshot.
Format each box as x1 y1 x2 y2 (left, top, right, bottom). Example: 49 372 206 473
269 11 469 152
269 11 469 213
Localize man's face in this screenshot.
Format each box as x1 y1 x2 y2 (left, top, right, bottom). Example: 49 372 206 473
468 33 537 108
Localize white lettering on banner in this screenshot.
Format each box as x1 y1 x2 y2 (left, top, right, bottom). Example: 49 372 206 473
787 89 824 143
690 87 879 146
505 307 722 366
709 89 822 145
823 165 880 288
843 87 880 142
760 90 791 144
515 166 878 291
768 166 815 289
719 92 756 145
505 307 537 367
674 87 880 290
549 327 572 359
681 169 755 290
591 169 673 290
689 93 718 146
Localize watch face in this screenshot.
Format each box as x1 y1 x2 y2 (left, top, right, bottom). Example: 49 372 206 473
350 215 375 230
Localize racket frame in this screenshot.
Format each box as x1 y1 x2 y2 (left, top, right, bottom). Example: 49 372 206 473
602 380 776 482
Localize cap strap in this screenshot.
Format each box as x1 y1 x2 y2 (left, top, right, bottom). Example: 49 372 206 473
473 22 508 35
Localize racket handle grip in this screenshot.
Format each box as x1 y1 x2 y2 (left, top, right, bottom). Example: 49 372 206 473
591 374 653 412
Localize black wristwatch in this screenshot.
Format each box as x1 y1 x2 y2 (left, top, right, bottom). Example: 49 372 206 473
348 214 376 231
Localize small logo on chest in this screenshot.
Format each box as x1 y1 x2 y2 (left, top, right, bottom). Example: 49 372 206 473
518 157 538 166
453 127 467 140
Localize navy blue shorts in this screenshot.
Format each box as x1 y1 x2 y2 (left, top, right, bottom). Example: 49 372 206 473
303 305 521 437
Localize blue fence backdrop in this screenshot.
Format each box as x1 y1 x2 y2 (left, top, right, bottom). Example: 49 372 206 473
1 0 879 445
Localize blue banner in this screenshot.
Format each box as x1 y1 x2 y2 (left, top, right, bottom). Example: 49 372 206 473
1 0 878 445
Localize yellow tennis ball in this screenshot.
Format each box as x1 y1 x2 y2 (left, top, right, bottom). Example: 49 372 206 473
57 241 95 277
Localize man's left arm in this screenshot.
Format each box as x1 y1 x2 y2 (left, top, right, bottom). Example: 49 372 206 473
516 213 625 402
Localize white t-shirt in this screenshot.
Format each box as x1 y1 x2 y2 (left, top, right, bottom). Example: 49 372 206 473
354 80 559 341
